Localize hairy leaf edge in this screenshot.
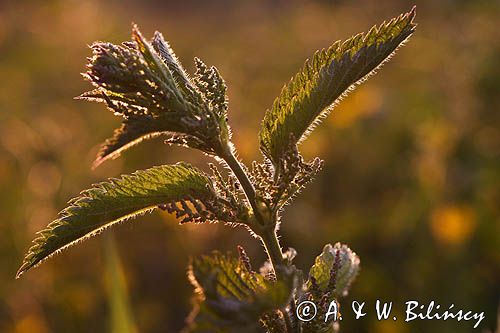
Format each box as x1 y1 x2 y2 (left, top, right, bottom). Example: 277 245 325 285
259 6 417 163
16 206 156 278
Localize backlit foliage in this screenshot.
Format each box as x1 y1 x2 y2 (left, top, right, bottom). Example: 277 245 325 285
18 7 416 332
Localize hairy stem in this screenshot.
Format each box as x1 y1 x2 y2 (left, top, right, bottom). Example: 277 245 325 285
260 229 285 275
220 144 292 331
219 145 286 271
219 144 262 224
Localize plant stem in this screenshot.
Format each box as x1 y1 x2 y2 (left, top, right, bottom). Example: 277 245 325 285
284 311 294 333
220 145 262 222
260 228 285 275
220 144 292 332
219 144 285 270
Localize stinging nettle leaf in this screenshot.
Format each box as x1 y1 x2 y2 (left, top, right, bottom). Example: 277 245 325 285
251 136 324 215
193 57 229 120
17 163 218 278
307 243 360 298
298 243 360 333
79 25 231 168
91 115 169 169
151 31 192 92
185 250 296 332
259 8 416 166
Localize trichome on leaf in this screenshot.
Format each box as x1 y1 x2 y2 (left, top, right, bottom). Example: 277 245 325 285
18 7 416 333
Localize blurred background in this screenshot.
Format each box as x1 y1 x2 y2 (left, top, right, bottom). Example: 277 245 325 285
0 0 499 332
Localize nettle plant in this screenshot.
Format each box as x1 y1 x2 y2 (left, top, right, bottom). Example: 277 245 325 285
18 8 416 333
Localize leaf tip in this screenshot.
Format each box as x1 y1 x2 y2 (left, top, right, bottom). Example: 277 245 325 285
131 23 145 41
15 261 32 279
91 158 104 170
153 30 163 40
410 5 417 17
74 90 93 101
15 268 25 279
407 5 417 28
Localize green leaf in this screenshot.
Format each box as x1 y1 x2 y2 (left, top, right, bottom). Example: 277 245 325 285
298 243 360 333
259 8 416 165
131 24 176 90
251 141 323 215
79 25 231 167
185 250 296 332
17 163 217 278
91 115 170 168
307 243 360 298
193 57 229 120
151 31 192 94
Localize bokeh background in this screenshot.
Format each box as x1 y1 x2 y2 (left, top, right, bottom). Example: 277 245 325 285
0 0 499 332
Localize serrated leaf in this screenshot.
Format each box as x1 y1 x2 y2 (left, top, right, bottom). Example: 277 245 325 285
151 31 192 93
132 24 178 91
251 138 324 215
80 25 231 167
307 243 360 298
193 57 229 119
92 113 186 168
92 117 162 168
185 251 296 332
299 243 360 333
17 163 217 278
259 8 416 165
